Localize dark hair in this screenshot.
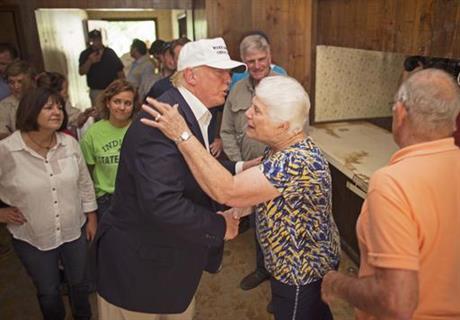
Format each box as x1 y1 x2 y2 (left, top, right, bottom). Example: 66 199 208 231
36 72 66 93
0 43 19 59
88 29 102 39
426 57 459 77
169 37 191 56
404 56 426 72
161 41 172 55
149 39 166 56
96 79 138 120
131 39 147 55
404 55 460 78
16 87 68 132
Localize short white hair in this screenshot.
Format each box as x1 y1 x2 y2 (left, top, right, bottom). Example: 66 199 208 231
255 76 310 133
396 69 460 137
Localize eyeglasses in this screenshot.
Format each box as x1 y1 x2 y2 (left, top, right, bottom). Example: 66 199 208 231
389 100 411 113
388 101 397 112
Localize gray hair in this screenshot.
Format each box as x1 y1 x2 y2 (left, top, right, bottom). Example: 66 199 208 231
255 76 310 133
239 34 270 59
396 69 460 137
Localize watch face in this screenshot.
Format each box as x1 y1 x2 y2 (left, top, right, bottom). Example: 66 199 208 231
180 131 191 141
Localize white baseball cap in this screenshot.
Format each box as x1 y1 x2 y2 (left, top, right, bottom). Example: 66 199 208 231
177 37 246 73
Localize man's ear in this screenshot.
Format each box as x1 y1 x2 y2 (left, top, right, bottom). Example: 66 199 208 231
394 101 408 129
183 68 197 86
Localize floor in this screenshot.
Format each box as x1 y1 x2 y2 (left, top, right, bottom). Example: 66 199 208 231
0 225 357 320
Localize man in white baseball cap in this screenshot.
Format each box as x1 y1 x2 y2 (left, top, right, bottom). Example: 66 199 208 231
169 37 246 110
176 37 247 72
96 38 247 320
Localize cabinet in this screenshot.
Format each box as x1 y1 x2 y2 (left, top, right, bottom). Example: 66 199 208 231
330 165 364 264
310 121 398 264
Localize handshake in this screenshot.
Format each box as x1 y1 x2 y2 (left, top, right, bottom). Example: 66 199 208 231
218 207 253 241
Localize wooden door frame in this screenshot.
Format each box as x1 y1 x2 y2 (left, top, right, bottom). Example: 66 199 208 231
0 5 27 59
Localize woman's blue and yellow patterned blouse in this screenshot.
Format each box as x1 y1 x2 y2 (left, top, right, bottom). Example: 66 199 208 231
256 137 341 286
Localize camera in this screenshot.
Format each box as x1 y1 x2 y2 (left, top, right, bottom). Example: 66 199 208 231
405 55 460 79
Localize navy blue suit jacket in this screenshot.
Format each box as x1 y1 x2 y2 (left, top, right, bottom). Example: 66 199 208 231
95 87 234 313
145 79 222 144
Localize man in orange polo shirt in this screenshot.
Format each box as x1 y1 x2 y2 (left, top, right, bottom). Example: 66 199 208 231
321 69 460 319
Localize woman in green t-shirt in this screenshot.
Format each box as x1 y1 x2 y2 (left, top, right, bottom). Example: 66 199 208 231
80 79 137 220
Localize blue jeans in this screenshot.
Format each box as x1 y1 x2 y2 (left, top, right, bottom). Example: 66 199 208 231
270 278 333 320
12 233 91 320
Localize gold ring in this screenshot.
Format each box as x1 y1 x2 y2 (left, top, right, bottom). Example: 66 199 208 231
155 114 162 122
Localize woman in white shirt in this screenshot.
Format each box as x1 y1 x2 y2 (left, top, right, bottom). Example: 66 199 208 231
0 87 97 320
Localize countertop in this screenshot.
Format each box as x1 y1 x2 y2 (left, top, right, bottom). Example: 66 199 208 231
310 121 398 197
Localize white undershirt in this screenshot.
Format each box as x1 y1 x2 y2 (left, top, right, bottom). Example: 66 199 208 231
178 86 212 152
177 86 243 173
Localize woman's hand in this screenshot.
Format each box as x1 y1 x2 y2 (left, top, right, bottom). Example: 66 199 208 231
0 207 27 225
242 156 262 171
141 97 191 143
210 138 223 158
85 212 97 241
217 210 240 240
228 207 253 219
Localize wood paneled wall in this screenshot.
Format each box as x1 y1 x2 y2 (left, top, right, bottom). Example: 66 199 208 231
251 0 316 96
205 0 252 59
205 0 316 93
317 0 460 58
204 0 460 120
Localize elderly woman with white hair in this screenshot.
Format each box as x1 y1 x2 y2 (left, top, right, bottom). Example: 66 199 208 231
142 75 340 320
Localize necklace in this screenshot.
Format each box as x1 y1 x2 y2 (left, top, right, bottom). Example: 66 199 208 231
27 132 55 150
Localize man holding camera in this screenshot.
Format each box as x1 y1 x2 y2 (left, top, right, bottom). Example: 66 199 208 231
79 29 124 106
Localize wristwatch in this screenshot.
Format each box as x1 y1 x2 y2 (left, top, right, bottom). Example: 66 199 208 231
175 131 192 144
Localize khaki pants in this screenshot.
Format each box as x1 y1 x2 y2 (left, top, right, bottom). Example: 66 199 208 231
97 294 195 320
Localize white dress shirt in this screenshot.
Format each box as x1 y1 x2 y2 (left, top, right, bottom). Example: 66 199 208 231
177 86 244 173
178 86 212 152
0 131 97 250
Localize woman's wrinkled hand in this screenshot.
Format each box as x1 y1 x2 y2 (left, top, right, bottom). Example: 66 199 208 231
242 156 262 171
141 97 191 143
229 207 253 219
